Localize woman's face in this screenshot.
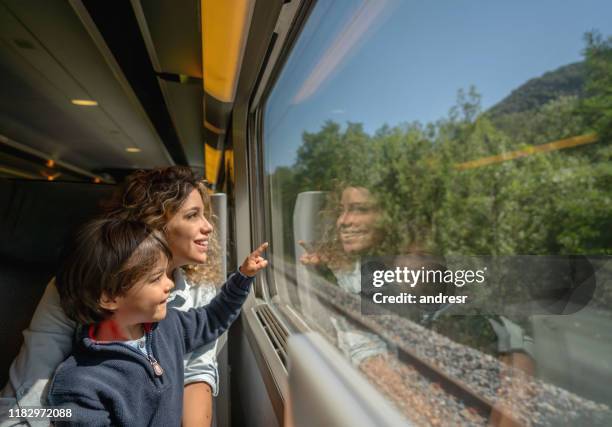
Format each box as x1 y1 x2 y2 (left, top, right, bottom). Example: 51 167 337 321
336 187 382 254
164 188 213 269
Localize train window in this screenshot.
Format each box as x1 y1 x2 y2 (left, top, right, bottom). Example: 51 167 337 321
260 0 612 425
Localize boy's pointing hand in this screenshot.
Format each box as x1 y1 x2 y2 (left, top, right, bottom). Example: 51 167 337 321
239 242 269 277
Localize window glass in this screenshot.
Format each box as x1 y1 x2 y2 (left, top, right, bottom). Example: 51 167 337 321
263 1 612 424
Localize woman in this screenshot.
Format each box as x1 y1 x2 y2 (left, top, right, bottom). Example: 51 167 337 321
2 166 224 426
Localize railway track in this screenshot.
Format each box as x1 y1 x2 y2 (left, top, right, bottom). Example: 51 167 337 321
298 273 524 426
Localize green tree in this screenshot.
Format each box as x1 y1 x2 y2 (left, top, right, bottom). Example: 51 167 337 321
581 31 612 141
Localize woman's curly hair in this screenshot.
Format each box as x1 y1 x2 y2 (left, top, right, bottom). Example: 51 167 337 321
102 166 222 285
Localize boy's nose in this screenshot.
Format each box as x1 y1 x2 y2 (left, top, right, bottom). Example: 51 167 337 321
165 277 175 293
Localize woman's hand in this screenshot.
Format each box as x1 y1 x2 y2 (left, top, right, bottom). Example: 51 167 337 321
239 242 269 277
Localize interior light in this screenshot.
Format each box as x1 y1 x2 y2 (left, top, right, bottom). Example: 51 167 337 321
125 147 141 153
41 170 61 181
202 0 253 103
71 99 98 106
93 177 102 184
46 159 55 168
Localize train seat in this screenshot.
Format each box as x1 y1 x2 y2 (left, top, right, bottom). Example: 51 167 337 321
0 179 113 388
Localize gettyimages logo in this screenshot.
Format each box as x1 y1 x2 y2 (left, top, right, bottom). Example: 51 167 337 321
360 255 602 316
371 266 486 288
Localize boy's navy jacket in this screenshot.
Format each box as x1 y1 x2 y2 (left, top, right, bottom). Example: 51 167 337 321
47 271 253 426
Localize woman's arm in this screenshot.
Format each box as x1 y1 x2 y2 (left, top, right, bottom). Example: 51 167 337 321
1 279 75 408
182 341 217 427
183 338 219 392
170 270 218 427
182 323 218 427
183 382 213 427
181 281 218 427
171 271 220 395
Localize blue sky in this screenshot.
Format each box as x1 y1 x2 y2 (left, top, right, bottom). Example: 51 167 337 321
264 0 611 170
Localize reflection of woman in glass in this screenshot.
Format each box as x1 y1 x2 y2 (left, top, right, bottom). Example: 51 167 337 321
336 186 383 255
299 180 535 366
299 184 389 364
298 181 536 425
301 186 385 290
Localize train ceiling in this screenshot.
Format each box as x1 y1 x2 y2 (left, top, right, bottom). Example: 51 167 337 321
0 0 253 183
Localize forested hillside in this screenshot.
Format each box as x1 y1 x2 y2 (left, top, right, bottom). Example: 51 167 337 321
270 32 612 261
487 62 585 118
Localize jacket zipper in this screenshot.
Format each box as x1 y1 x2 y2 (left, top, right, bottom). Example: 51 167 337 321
145 329 164 376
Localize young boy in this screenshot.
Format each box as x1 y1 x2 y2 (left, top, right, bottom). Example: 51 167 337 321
47 217 268 426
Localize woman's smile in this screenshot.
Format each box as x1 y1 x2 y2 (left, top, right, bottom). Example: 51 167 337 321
340 229 368 239
194 238 209 252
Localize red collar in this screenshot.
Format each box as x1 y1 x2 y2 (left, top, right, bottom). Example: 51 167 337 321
88 322 153 341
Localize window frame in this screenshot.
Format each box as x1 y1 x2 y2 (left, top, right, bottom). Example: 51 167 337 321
248 0 319 304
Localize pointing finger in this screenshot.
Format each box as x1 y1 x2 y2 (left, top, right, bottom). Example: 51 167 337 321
252 242 269 257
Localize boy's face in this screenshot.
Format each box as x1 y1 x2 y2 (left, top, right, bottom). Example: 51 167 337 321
112 254 175 324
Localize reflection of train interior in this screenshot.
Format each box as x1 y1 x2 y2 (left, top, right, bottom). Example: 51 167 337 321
1 0 611 426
